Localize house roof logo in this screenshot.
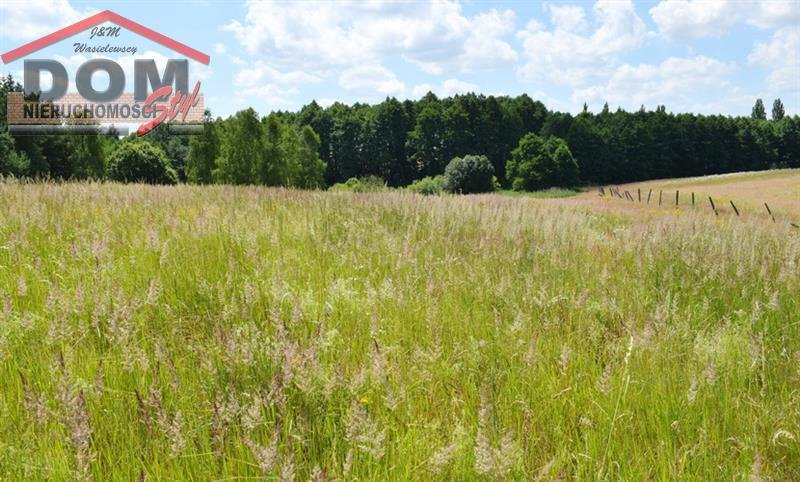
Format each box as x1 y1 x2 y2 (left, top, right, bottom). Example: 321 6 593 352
3 10 210 136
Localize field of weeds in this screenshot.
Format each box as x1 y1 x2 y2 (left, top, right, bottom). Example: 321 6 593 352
0 183 798 480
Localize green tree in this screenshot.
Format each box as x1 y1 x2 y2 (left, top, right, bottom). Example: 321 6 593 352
67 131 104 179
260 113 288 186
216 108 262 184
507 133 579 191
186 115 219 184
752 99 767 120
442 154 495 194
329 104 365 182
772 98 785 121
407 100 446 177
293 125 327 189
0 131 29 176
107 139 177 184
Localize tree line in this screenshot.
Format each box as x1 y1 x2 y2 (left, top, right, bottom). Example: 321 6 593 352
1 74 797 190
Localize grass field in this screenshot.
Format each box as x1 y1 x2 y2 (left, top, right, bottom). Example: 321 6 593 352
1 182 798 480
581 169 800 223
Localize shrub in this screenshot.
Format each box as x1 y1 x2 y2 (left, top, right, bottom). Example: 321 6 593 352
330 175 387 193
0 131 29 177
442 155 495 194
107 140 178 185
406 175 444 195
506 133 579 191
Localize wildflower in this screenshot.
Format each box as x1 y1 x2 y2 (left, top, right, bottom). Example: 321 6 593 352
473 389 519 479
164 410 186 457
704 361 717 386
279 453 295 482
597 364 612 394
749 454 762 482
244 423 280 474
771 429 796 446
146 278 161 305
20 371 49 426
428 442 458 474
558 345 571 374
308 465 325 482
17 275 28 297
345 399 385 460
687 377 698 405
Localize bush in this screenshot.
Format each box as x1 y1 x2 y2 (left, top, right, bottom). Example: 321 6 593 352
442 155 495 194
330 175 387 193
0 131 29 177
107 140 178 185
506 133 579 191
406 175 444 195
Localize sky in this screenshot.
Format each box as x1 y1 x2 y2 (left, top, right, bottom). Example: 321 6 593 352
0 0 798 118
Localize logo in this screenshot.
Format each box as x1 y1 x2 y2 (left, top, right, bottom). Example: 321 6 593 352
2 10 209 136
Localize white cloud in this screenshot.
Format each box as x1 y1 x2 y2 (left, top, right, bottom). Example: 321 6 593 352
572 55 737 112
748 27 800 94
235 61 320 87
650 0 800 39
0 0 96 41
234 84 299 107
412 78 479 97
517 0 648 85
213 43 227 55
404 9 518 75
338 64 405 96
222 0 517 76
547 4 588 33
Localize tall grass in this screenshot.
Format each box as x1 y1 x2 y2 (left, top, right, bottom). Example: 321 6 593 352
0 183 798 480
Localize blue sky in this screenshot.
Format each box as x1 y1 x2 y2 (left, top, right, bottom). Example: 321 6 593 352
1 0 798 118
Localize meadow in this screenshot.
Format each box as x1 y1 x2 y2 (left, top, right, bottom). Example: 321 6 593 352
0 181 798 480
587 169 800 224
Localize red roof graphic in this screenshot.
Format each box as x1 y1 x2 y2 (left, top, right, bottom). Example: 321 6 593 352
1 10 210 64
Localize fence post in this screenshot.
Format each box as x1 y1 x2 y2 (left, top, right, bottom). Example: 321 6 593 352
638 188 641 202
659 190 663 206
692 192 695 207
675 190 679 207
765 203 776 223
647 189 652 204
729 200 740 217
709 196 718 216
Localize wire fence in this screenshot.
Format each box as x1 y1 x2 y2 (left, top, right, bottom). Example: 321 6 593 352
598 186 799 229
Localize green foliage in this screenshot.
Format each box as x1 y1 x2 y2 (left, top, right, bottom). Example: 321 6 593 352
1 69 798 189
772 98 785 121
186 119 219 184
66 128 105 180
0 131 29 176
294 125 327 189
216 108 261 184
752 98 767 120
507 133 579 191
443 154 495 194
406 175 444 195
107 139 177 184
330 175 387 192
497 187 578 198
